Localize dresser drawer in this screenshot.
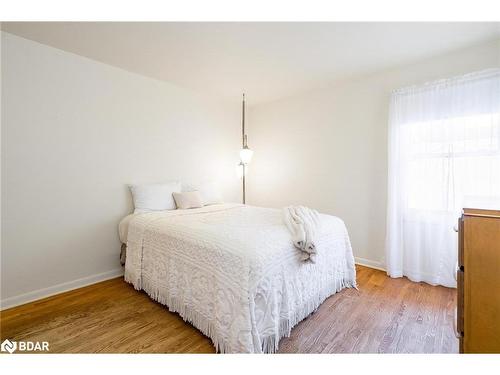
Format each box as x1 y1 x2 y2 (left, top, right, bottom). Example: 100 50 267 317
457 268 464 341
458 216 464 268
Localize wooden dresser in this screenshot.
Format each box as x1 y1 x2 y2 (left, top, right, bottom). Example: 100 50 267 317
457 208 500 353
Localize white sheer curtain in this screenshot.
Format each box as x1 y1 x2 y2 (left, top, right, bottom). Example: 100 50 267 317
386 69 500 288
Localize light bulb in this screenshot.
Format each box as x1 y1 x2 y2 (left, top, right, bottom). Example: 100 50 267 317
236 162 249 179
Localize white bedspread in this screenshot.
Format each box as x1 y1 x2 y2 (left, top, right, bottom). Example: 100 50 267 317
124 203 356 353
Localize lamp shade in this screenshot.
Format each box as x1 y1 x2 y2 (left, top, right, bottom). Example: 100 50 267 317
239 147 253 164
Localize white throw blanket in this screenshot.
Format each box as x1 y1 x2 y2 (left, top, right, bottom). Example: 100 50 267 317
124 204 356 353
283 206 321 262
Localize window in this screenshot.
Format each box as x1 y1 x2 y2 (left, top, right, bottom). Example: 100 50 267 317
404 113 500 212
386 69 500 288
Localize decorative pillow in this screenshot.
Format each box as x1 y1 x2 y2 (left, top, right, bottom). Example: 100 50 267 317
183 181 223 206
173 191 204 210
129 181 180 212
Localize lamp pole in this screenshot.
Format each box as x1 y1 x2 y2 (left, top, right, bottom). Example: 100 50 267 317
242 166 246 204
242 93 246 204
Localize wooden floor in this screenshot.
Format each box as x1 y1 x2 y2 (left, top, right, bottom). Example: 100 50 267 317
0 265 458 353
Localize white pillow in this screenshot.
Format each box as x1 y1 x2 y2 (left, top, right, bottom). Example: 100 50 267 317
129 181 180 212
183 181 223 206
173 191 204 210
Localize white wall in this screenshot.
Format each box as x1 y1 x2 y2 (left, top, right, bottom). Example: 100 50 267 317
1 32 241 308
247 39 500 270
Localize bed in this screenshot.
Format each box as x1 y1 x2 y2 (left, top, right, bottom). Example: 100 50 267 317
121 203 356 353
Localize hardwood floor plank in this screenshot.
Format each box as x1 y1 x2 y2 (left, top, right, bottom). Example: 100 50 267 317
0 265 458 353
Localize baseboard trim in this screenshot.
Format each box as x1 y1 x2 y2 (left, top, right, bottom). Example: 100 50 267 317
1 260 383 310
355 257 386 272
0 268 124 310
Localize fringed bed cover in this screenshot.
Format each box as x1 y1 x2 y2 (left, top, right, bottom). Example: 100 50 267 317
124 203 356 353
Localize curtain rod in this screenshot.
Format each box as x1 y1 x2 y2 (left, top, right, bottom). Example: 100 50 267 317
392 68 500 96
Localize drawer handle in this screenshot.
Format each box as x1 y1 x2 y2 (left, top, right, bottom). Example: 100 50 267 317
454 264 464 281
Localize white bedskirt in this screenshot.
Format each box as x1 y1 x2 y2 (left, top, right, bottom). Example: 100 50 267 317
124 204 356 353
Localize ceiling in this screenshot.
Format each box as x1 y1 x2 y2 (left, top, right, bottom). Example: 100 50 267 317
2 22 500 105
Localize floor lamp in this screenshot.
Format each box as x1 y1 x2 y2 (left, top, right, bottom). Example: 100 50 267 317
239 93 253 204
